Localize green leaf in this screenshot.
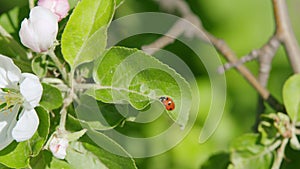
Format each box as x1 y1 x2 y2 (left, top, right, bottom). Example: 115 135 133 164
30 150 71 169
32 55 48 78
0 142 30 168
47 158 71 169
116 0 124 8
0 107 50 168
66 141 137 169
30 107 50 156
281 144 300 169
0 35 26 59
0 163 9 169
40 83 63 111
75 95 124 130
61 0 115 69
68 0 80 9
66 115 137 168
66 142 108 169
13 59 32 73
30 150 51 169
67 129 87 142
77 62 94 79
228 133 274 169
200 152 230 169
89 46 192 127
283 74 300 123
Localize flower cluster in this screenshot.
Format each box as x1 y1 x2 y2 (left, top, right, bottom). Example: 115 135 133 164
0 0 71 158
0 54 43 150
19 0 69 53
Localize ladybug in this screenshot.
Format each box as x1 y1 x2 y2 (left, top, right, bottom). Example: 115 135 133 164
159 96 175 111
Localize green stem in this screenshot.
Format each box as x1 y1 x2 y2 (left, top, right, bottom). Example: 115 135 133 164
271 138 288 169
59 89 74 131
29 0 34 9
47 51 74 131
59 108 67 131
48 50 68 84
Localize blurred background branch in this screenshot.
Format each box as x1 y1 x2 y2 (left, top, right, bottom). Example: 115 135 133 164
143 0 291 113
273 0 300 73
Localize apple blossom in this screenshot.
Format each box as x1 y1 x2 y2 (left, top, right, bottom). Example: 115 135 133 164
38 0 70 21
0 54 43 150
19 6 58 53
49 135 69 159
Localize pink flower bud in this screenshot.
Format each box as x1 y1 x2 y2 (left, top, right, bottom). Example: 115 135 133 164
19 6 58 53
38 0 70 21
49 136 69 159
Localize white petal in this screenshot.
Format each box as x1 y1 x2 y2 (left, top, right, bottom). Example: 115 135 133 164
0 54 22 88
38 0 70 21
19 18 41 53
19 6 58 53
30 7 58 52
0 69 8 88
12 109 39 142
20 73 43 109
0 105 20 150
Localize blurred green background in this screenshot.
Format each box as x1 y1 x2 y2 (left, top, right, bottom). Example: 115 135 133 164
113 0 295 168
0 0 298 168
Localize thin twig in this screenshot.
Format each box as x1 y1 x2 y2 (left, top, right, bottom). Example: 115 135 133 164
218 54 258 74
218 37 280 77
142 20 185 55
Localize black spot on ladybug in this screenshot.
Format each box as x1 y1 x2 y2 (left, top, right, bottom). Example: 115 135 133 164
159 96 175 111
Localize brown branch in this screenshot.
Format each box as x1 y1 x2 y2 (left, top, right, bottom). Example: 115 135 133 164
146 0 285 112
254 37 281 131
204 33 271 99
204 33 284 112
273 0 300 73
218 53 258 74
257 37 280 87
142 20 185 55
154 0 193 16
219 37 280 80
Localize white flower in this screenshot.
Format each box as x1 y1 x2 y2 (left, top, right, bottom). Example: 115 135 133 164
38 0 70 21
49 136 69 159
19 6 58 53
0 54 43 150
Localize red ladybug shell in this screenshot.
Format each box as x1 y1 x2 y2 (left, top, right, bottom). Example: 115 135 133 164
159 96 175 111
